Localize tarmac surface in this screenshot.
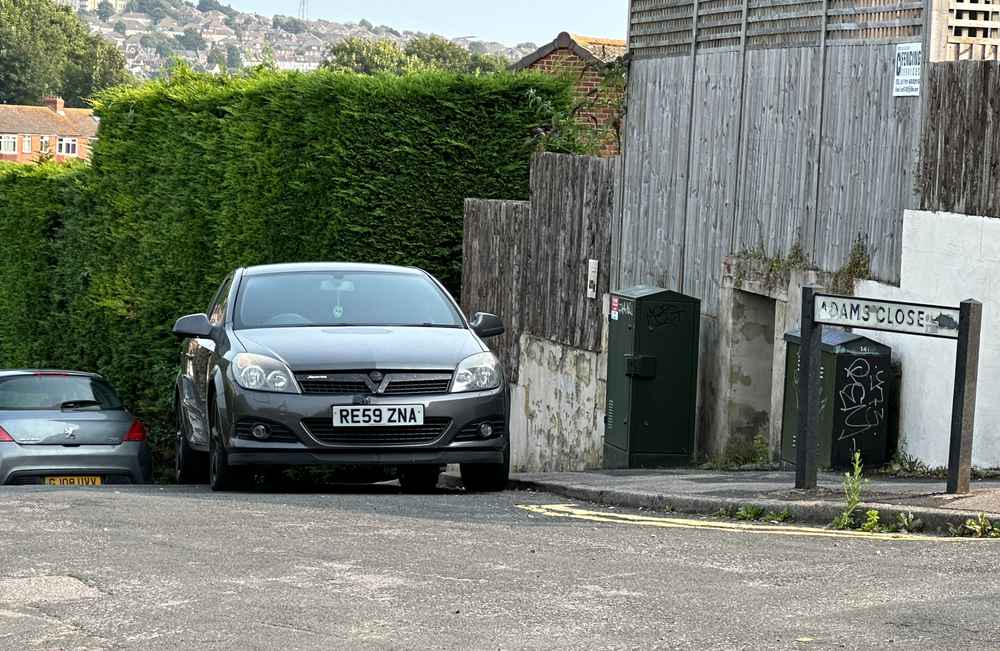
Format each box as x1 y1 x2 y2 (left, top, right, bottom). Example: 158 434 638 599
1 481 999 649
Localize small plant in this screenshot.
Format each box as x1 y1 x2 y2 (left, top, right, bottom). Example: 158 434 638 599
735 505 766 521
951 513 1000 538
714 506 737 518
832 449 867 530
764 508 792 523
860 509 882 533
895 511 915 532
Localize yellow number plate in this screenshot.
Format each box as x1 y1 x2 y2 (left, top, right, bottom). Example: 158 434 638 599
45 476 102 486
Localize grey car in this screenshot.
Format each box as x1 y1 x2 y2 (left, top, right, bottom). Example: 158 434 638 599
0 371 152 485
172 263 509 492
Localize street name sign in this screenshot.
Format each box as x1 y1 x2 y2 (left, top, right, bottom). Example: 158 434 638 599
814 294 960 339
796 289 981 495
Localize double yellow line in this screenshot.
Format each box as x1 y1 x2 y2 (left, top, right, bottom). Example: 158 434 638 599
517 503 981 542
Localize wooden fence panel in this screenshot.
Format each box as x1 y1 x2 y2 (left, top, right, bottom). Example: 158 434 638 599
527 153 616 351
462 154 616 382
920 61 1000 217
462 199 529 383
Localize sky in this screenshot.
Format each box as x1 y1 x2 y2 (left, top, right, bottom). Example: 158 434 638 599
223 1 629 47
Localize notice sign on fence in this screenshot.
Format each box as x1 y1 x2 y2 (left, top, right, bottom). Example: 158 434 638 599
893 42 922 97
814 294 960 339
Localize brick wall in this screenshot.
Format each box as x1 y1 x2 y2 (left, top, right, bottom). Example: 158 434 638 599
0 135 92 163
529 49 622 157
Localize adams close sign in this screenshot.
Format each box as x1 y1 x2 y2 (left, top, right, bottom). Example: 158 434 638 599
814 294 960 339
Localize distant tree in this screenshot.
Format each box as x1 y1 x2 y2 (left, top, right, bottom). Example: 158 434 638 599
97 0 114 21
0 0 129 107
141 33 176 57
469 53 509 75
206 47 226 70
113 19 127 35
272 15 306 34
176 28 206 52
358 18 373 30
226 44 242 70
323 37 418 75
404 35 470 72
197 0 237 18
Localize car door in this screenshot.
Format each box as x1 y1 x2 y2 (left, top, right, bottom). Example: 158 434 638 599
190 275 233 427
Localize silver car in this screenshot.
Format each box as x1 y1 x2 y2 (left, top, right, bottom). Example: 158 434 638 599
0 371 152 485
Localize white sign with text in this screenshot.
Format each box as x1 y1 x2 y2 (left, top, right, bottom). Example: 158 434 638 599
814 294 960 339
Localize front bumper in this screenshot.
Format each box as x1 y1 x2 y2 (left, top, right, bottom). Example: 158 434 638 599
0 442 152 485
224 384 508 467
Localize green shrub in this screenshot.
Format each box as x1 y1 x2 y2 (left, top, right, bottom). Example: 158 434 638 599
0 67 580 477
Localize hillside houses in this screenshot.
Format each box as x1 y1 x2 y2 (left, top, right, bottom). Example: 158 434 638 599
76 4 535 79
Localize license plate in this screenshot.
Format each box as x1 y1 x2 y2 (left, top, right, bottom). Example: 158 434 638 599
332 405 424 427
45 476 102 486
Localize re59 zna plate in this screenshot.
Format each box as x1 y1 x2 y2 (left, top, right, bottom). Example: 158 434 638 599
332 405 424 427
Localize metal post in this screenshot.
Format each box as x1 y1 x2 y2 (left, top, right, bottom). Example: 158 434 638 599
796 286 821 489
947 299 982 494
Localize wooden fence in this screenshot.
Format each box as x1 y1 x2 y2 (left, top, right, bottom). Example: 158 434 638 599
919 60 1000 216
619 0 927 318
462 153 616 383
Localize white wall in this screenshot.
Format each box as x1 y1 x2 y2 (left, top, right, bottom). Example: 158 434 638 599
858 209 1000 468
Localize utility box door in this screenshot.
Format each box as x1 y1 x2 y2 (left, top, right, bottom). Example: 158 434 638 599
605 286 701 468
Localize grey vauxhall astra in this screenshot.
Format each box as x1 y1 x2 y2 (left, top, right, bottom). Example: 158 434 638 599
172 263 510 492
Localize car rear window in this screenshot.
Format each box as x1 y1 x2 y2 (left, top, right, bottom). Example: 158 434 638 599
235 271 465 330
0 375 123 411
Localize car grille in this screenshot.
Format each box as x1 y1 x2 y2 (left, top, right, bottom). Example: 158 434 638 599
301 417 452 446
295 372 453 396
235 418 300 443
453 416 506 442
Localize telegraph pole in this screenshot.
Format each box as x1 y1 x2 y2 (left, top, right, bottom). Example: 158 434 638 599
298 0 308 21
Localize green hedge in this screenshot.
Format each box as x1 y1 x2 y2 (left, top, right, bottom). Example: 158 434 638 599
0 68 579 477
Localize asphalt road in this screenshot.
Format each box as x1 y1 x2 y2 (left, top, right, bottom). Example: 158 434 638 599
0 482 998 650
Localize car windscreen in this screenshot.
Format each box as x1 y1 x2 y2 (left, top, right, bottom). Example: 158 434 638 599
0 375 124 410
234 271 465 330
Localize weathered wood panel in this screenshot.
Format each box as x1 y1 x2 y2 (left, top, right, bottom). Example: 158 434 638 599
815 43 921 284
619 56 693 292
683 51 742 316
462 199 529 383
526 153 616 351
463 154 616 381
919 61 1000 218
734 46 822 264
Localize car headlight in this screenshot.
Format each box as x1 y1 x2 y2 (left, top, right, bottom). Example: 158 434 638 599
233 353 300 394
451 352 502 393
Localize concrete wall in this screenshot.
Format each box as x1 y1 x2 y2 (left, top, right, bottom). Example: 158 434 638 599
507 297 610 472
857 210 1000 468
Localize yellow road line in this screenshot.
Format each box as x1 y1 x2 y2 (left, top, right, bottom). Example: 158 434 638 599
517 504 985 542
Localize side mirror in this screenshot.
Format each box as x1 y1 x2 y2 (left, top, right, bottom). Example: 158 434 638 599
470 312 505 338
173 313 214 339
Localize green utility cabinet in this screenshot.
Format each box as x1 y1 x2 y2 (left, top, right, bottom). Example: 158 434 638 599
604 286 700 469
781 329 892 470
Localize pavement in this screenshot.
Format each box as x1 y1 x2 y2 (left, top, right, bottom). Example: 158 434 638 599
484 469 1000 533
1 482 999 649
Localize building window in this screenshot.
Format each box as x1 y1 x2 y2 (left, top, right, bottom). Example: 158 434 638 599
40 136 50 153
0 135 16 154
57 137 78 156
22 135 31 153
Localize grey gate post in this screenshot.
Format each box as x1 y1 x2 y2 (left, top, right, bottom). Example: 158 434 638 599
947 299 982 494
796 285 822 490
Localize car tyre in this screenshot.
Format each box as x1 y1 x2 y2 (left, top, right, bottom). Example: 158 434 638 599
460 446 510 493
175 405 207 484
398 465 441 493
209 405 247 492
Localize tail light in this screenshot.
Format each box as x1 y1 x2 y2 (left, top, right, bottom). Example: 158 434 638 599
124 419 147 442
0 425 13 442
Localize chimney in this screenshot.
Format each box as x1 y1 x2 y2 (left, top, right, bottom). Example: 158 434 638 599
43 96 65 116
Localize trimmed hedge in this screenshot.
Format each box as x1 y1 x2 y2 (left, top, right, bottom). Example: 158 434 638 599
0 68 579 477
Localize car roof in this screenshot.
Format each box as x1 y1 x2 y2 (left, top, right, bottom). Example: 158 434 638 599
241 262 427 277
0 370 104 379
